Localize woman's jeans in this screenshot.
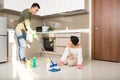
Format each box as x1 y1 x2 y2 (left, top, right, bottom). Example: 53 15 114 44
15 32 26 61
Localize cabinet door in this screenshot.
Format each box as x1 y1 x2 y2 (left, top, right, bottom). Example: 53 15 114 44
0 17 7 35
3 0 40 12
4 0 28 11
55 33 81 55
1 0 85 16
0 36 7 62
55 33 81 38
55 47 65 55
55 38 69 47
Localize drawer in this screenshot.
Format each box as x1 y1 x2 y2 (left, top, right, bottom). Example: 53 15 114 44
55 33 81 38
55 38 69 46
55 37 81 47
55 47 66 55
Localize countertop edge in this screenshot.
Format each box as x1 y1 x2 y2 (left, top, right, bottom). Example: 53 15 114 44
7 29 90 34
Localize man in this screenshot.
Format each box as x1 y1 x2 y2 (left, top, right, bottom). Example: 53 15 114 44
15 3 40 64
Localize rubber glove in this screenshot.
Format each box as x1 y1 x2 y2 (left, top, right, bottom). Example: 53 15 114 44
57 60 64 66
32 32 39 40
77 64 83 69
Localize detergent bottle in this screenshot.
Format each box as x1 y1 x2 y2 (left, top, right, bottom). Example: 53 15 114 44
46 58 50 70
32 57 36 68
26 59 31 69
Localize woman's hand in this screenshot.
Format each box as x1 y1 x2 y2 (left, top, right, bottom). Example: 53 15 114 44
57 60 64 66
77 64 83 69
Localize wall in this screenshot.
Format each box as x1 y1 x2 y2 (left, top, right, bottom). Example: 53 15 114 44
42 13 89 30
0 12 42 29
41 0 89 30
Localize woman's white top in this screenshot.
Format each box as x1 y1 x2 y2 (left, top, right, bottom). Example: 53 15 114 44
60 47 83 65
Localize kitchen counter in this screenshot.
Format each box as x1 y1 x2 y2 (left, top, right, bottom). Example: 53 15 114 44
7 29 90 34
37 29 89 34
52 29 89 33
7 29 15 33
7 29 90 60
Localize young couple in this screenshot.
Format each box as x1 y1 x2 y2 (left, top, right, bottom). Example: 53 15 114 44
15 3 83 70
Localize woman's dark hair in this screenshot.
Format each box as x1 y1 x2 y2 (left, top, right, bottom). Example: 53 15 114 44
31 3 40 9
70 36 79 46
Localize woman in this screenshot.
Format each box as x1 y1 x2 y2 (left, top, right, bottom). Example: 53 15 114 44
58 36 83 69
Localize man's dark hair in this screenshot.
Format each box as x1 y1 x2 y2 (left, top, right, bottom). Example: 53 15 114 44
70 36 79 46
31 3 40 9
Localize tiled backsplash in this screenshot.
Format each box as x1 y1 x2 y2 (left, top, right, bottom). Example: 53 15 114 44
0 11 89 30
0 12 43 29
42 13 89 30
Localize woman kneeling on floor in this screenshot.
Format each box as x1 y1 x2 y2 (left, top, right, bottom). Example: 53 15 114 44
58 36 83 69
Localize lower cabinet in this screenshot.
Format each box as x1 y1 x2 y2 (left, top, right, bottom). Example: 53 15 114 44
8 32 43 61
55 46 66 55
8 31 89 61
54 32 89 61
55 33 81 55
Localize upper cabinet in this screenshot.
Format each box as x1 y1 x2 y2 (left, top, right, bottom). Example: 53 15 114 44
0 0 35 12
0 0 86 16
39 0 85 16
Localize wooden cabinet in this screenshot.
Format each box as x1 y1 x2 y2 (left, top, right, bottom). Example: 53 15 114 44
55 47 66 55
40 0 85 16
8 31 43 61
55 33 81 55
55 33 81 38
0 0 31 12
0 0 86 16
54 32 89 61
25 33 43 58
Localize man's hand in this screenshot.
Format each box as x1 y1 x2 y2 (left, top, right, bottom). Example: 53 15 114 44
26 25 38 40
32 32 39 40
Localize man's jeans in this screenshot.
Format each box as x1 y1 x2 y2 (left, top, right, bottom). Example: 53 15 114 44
15 32 26 61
